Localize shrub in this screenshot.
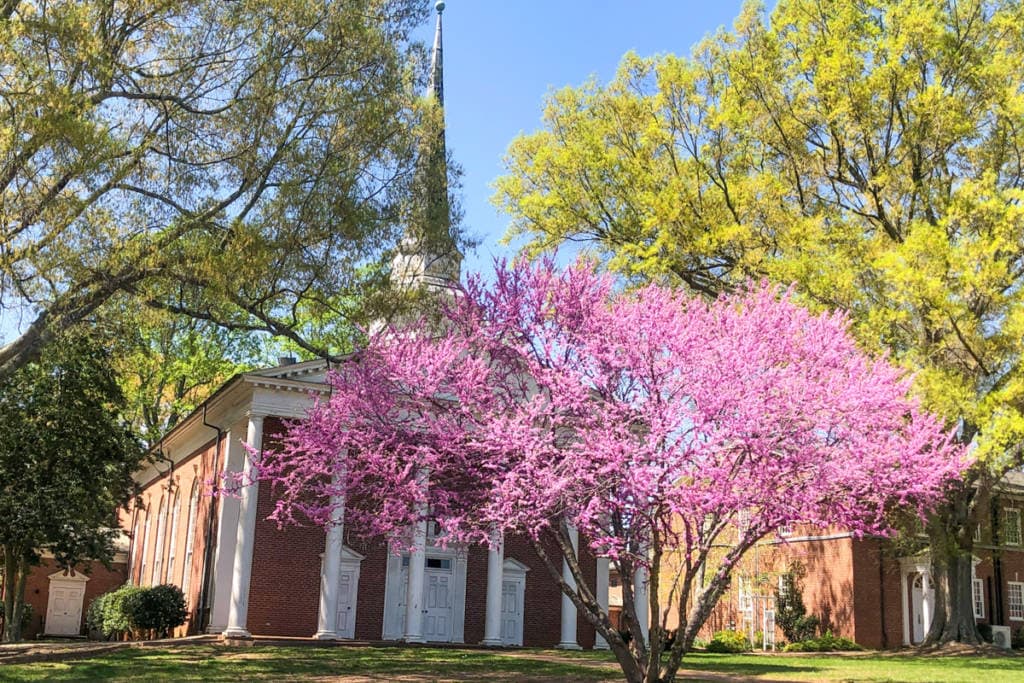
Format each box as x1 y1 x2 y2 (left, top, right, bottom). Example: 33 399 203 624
783 630 863 652
706 629 752 653
978 623 993 644
100 585 144 638
775 571 820 642
1010 626 1024 650
85 593 111 640
129 584 187 638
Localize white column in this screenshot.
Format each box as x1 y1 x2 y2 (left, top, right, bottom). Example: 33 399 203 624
558 525 580 649
482 529 504 646
223 414 263 639
207 424 246 633
315 475 345 639
403 517 428 643
634 565 650 645
900 570 910 646
595 557 610 649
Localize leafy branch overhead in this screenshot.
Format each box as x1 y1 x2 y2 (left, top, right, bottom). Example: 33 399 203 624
0 0 468 379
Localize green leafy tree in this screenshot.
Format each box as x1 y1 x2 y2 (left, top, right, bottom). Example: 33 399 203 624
0 0 466 381
94 302 267 447
495 0 1024 644
0 335 142 642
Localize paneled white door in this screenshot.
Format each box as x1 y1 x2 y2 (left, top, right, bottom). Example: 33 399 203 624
45 582 85 635
500 576 524 646
336 568 357 639
423 570 452 642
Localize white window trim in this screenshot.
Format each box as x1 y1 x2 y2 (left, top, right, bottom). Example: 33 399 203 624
165 492 181 587
181 482 200 602
139 512 151 586
1004 508 1021 547
152 496 167 586
973 523 982 543
972 577 984 620
1008 581 1024 621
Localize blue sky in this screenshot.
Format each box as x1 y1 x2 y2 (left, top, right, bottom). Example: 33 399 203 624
431 0 749 276
0 1 750 345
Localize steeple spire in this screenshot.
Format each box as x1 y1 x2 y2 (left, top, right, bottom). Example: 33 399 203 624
391 0 460 293
428 1 444 108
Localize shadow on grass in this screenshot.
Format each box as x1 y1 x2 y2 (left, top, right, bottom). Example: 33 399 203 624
0 645 621 682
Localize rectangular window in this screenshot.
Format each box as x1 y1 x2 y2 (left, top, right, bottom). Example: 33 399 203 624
738 576 753 613
1008 582 1024 621
778 524 794 537
973 523 982 544
972 578 984 620
1004 508 1022 547
736 510 751 541
425 558 451 570
777 575 789 599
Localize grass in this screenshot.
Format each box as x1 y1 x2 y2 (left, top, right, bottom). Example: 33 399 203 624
0 644 1020 682
0 644 620 681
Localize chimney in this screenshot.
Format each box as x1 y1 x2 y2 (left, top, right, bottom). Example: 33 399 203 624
278 355 297 367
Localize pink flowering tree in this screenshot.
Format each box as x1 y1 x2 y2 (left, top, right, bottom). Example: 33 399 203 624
258 259 966 683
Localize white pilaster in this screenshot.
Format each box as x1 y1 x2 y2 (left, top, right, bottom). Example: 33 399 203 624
921 570 932 639
223 414 263 639
634 565 650 644
482 529 504 646
557 525 580 649
403 517 428 643
207 424 246 633
595 557 610 649
315 476 345 639
900 571 910 645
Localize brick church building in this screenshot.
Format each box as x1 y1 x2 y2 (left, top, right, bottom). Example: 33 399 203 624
112 1 611 650
8 3 1022 652
670 471 1024 649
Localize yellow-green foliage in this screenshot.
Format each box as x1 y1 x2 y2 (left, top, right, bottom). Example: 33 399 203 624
496 0 1024 473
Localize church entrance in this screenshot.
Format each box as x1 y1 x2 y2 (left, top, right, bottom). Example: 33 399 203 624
382 549 467 642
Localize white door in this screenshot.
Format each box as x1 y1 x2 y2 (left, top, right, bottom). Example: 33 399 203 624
423 570 453 642
45 582 85 636
336 568 357 639
911 573 933 644
500 576 524 646
385 564 409 640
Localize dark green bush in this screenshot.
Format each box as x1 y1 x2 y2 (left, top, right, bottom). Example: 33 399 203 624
100 585 144 638
783 630 863 652
978 623 993 643
129 584 187 637
90 584 186 639
775 572 820 642
85 593 110 640
706 629 752 653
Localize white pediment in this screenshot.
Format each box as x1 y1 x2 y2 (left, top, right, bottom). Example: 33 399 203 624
503 558 531 573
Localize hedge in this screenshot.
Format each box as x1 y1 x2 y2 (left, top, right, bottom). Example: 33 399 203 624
86 584 186 640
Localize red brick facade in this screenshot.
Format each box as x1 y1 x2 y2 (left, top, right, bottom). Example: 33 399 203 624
14 558 127 638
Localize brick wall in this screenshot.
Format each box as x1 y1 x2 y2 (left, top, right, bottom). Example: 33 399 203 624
119 434 224 635
17 558 127 638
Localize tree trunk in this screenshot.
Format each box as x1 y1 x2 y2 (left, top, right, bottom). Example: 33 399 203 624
2 546 28 643
924 491 981 646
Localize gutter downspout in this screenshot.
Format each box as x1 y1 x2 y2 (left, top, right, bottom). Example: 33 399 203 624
197 404 223 633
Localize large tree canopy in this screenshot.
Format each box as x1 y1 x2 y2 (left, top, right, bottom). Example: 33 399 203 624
262 259 964 683
494 0 1024 643
0 0 463 380
0 335 142 642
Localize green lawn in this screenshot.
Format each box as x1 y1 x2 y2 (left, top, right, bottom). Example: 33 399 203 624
0 644 1021 682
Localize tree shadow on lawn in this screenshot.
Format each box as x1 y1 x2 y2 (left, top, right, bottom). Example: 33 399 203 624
0 645 621 682
681 652 1024 681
